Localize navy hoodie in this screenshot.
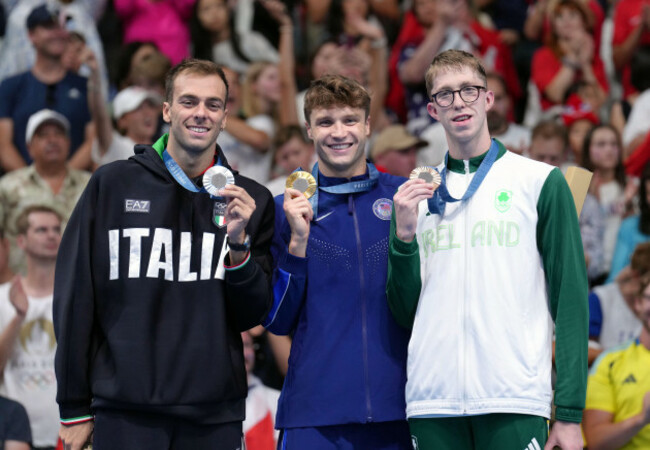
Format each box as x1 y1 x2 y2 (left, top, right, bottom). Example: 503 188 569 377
54 138 274 424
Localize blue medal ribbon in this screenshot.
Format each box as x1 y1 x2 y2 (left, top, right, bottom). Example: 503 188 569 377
427 138 500 216
292 161 379 219
163 149 224 199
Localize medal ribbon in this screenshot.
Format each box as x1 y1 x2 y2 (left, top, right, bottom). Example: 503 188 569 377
427 138 500 216
162 149 224 199
294 162 379 219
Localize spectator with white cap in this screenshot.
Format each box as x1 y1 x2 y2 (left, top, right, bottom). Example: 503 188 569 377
0 3 96 172
84 48 162 167
0 108 90 274
371 124 427 178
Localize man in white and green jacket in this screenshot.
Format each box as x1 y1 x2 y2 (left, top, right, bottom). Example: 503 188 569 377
388 49 588 450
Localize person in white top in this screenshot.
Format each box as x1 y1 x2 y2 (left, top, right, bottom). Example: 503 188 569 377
390 49 587 450
265 125 315 197
582 124 636 275
84 49 161 167
0 205 63 448
191 0 279 75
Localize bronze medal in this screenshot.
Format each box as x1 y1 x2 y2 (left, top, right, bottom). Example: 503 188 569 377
410 166 441 191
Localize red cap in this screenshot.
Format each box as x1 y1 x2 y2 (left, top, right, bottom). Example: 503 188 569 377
561 94 599 127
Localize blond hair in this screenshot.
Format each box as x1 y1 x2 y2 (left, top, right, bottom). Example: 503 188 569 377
425 49 487 98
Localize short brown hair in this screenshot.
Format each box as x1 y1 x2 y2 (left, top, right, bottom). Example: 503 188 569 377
15 205 62 236
425 50 487 98
165 58 229 104
531 119 568 147
273 125 308 149
304 75 371 124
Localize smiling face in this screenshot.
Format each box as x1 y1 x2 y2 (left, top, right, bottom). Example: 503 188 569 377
426 66 493 156
162 72 228 156
29 22 68 58
306 106 369 178
120 99 160 143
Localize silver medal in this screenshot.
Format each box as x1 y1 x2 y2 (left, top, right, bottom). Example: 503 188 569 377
203 166 235 196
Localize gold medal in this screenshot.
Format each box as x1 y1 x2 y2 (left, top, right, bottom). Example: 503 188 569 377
410 166 441 190
285 171 317 199
203 166 235 196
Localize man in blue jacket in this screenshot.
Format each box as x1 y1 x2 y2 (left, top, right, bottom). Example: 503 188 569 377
263 74 411 449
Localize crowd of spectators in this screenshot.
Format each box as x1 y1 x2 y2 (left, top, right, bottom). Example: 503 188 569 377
0 0 650 448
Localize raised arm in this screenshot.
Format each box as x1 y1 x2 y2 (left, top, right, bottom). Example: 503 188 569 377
584 349 650 450
261 0 299 126
221 183 275 331
584 395 650 450
612 4 650 70
68 121 95 171
386 179 433 328
0 119 26 172
263 191 312 335
0 277 28 374
83 48 114 160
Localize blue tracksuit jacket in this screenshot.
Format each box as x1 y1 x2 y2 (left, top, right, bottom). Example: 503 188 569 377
264 167 411 428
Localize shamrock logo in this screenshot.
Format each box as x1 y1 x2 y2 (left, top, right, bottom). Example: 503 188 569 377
495 189 512 213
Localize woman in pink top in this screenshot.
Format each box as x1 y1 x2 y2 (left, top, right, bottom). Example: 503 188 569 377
115 0 196 65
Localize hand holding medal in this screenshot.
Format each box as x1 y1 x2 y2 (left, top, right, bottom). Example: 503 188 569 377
409 166 441 191
203 166 255 260
285 171 317 199
283 171 315 257
392 167 439 242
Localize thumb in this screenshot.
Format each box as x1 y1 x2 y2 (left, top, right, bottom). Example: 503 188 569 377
543 435 556 450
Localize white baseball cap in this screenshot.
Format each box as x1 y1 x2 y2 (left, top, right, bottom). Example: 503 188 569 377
25 109 70 144
112 87 162 120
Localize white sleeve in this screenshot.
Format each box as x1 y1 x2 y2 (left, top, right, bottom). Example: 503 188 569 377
623 92 650 147
92 132 136 166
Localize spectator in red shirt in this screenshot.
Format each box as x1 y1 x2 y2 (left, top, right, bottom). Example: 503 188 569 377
387 0 519 131
612 0 650 101
531 0 608 113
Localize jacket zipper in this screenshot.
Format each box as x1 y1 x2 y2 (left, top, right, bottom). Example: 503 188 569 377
351 194 373 421
462 159 470 415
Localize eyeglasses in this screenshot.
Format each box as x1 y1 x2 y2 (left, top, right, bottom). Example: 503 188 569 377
431 86 486 107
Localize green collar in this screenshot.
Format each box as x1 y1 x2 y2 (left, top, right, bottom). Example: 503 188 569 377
152 134 169 159
447 139 507 174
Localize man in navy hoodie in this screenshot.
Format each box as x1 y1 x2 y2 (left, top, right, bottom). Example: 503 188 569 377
263 74 412 449
53 59 274 450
